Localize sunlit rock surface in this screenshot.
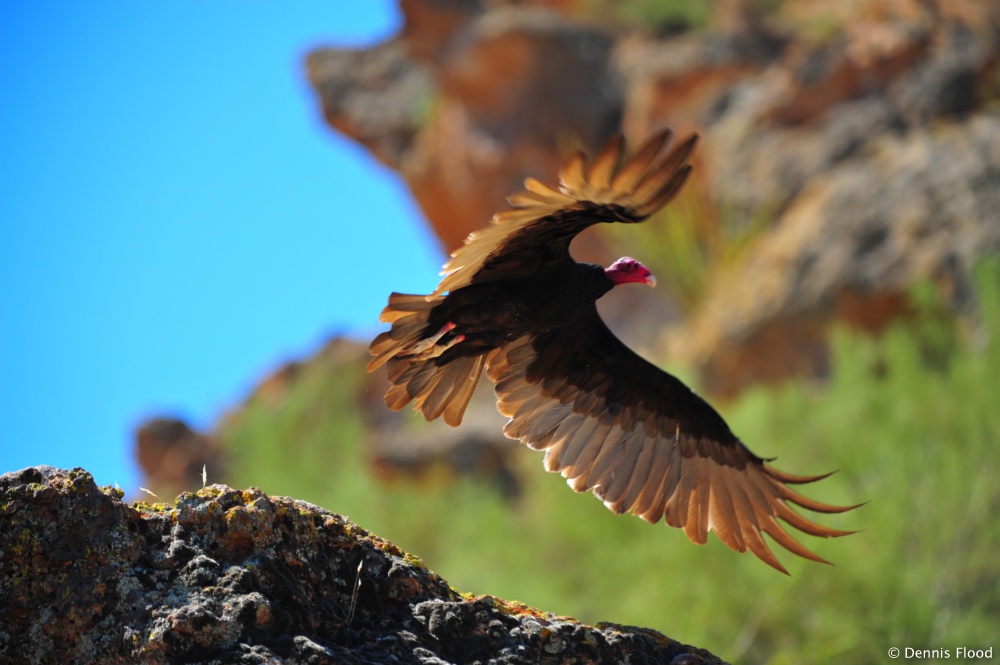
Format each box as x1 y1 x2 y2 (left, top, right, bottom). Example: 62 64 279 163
306 0 1000 394
1 466 727 665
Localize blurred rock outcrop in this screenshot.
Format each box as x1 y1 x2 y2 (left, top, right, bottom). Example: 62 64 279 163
0 466 726 665
675 113 1000 393
134 417 224 499
132 0 999 501
308 1 621 254
306 0 1000 396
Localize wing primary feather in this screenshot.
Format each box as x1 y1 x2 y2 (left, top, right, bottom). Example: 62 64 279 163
633 135 697 201
523 177 566 200
559 151 588 193
766 467 838 485
550 413 598 474
369 131 862 574
634 163 691 215
745 529 788 575
603 426 653 513
772 499 857 538
543 439 570 472
506 190 559 208
577 424 626 490
542 413 587 470
503 395 549 439
639 165 693 216
683 464 711 545
731 474 798 574
708 474 745 552
564 420 613 489
611 129 672 192
525 402 576 445
776 479 865 514
497 381 539 408
762 517 832 565
634 433 677 522
613 428 658 514
587 134 625 191
658 133 699 178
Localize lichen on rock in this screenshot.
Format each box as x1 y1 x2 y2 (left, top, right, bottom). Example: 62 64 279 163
1 466 726 664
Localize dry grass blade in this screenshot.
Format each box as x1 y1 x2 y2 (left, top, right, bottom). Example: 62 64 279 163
348 560 363 625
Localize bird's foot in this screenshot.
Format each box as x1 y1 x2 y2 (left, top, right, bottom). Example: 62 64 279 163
406 322 465 359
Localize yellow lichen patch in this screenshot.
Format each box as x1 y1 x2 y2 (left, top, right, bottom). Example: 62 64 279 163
469 594 574 623
131 501 175 514
363 533 405 558
402 552 428 570
99 485 125 500
193 485 225 499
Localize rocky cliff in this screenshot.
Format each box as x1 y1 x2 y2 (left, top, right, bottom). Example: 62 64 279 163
1 466 726 664
307 0 1000 395
137 0 1000 517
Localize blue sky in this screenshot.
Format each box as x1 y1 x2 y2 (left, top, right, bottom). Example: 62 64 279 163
0 2 445 490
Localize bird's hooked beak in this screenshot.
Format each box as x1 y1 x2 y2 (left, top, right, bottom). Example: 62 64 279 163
606 257 657 288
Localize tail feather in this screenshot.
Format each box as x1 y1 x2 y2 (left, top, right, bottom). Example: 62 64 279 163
443 355 487 425
367 323 423 371
420 356 486 425
367 292 486 426
379 292 440 323
382 354 485 426
367 293 444 372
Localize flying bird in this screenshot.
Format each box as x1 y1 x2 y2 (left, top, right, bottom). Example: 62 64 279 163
368 130 857 573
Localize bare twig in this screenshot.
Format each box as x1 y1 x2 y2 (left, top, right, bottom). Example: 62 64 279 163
348 560 363 625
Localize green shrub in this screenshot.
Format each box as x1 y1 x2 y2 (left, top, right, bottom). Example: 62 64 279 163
223 257 1000 663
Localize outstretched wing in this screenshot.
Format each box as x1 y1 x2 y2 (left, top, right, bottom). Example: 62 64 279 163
486 308 858 574
430 130 697 297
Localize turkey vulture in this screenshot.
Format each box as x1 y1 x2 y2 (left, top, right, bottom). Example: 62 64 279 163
368 130 857 573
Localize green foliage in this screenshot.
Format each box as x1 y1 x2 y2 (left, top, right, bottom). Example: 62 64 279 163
572 0 790 35
223 258 1000 663
575 0 712 34
223 355 370 509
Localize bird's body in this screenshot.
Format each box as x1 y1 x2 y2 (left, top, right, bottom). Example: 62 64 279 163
417 262 612 358
368 130 857 573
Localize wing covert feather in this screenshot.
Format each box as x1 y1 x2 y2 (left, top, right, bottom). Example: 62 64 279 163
486 312 858 574
430 130 697 298
370 129 858 574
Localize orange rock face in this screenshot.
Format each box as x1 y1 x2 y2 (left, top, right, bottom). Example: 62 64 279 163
307 0 1000 395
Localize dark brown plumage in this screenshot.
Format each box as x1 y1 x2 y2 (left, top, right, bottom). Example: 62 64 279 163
368 130 858 573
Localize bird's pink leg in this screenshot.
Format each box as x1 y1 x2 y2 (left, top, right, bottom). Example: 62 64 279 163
406 322 465 359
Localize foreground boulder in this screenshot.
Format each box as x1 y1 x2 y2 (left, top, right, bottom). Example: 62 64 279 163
0 466 725 664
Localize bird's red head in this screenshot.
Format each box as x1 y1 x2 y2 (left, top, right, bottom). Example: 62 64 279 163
605 257 656 287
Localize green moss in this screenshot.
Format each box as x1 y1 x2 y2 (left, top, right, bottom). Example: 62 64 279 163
99 485 125 500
